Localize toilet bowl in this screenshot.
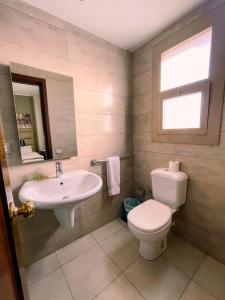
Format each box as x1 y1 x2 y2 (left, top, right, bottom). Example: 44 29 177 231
128 168 188 260
128 199 172 260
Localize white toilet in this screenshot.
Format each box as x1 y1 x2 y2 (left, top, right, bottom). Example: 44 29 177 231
128 168 188 260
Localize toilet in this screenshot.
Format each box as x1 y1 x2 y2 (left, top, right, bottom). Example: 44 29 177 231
128 168 188 260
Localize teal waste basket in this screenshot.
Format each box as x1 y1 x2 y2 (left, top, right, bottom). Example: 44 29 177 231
123 197 141 222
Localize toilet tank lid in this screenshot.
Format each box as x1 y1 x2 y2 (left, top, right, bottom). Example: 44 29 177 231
151 168 188 181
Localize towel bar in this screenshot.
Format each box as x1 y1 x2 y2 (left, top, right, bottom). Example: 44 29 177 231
90 153 130 166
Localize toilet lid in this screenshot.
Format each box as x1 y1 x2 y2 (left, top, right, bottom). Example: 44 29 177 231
128 200 172 233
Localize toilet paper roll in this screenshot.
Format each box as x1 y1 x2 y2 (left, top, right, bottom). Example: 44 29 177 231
168 161 180 172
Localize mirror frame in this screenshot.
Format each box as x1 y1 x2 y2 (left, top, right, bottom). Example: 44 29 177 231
11 72 53 161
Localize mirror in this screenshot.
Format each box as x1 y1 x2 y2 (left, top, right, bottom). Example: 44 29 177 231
12 76 52 164
3 63 77 165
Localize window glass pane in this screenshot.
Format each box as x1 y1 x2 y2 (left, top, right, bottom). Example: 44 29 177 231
161 27 212 91
162 92 202 129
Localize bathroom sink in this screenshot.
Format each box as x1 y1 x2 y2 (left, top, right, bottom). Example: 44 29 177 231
19 170 103 228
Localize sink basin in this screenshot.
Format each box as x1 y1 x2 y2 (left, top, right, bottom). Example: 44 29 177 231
19 170 103 228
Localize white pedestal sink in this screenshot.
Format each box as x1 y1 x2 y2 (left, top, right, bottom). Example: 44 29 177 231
19 170 103 229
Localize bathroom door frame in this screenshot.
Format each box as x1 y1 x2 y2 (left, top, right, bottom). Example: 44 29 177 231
0 120 29 300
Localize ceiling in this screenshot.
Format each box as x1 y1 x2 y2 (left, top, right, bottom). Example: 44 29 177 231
23 0 206 51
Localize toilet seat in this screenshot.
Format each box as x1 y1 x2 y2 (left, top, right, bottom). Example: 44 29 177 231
128 200 172 233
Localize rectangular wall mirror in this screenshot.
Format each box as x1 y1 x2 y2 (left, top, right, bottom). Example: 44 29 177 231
1 63 77 166
12 74 52 163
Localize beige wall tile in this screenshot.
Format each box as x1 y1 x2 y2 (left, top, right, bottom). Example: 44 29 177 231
70 62 130 97
133 114 151 134
0 0 66 29
1 105 17 137
132 45 152 77
179 0 225 29
133 151 174 189
175 132 225 160
67 27 130 76
133 71 152 96
147 151 174 173
76 114 131 135
178 203 225 241
0 40 71 75
133 93 152 115
151 22 181 46
77 134 132 157
75 89 131 115
149 141 174 155
0 4 68 59
176 155 225 189
0 72 14 108
175 218 225 264
187 180 225 215
66 22 125 56
134 166 150 189
133 133 151 151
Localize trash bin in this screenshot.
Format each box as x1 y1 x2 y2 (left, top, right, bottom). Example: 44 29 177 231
122 197 141 222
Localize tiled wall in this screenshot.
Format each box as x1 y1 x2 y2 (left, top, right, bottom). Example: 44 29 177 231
132 0 225 264
0 0 133 264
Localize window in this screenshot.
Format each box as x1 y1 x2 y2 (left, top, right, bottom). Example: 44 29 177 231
152 6 225 145
162 92 202 130
160 28 212 91
159 27 212 134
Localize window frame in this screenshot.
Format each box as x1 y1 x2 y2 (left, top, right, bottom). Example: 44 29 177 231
152 5 225 145
159 79 211 135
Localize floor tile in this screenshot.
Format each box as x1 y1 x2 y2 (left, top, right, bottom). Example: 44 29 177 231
63 244 120 300
56 233 96 265
163 234 205 277
194 256 225 300
125 256 190 300
100 226 140 271
29 268 73 300
94 274 144 300
180 281 217 300
92 218 125 242
26 252 60 286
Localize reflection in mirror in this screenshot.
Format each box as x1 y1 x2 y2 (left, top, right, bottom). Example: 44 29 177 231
12 81 50 163
11 71 53 164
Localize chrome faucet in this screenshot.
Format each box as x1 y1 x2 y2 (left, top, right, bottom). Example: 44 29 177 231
56 161 63 178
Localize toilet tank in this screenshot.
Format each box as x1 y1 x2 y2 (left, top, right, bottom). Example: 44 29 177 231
151 168 188 209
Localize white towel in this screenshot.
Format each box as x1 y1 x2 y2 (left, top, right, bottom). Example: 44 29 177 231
107 156 120 196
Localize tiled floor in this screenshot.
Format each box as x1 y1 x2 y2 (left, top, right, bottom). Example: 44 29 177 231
26 218 225 300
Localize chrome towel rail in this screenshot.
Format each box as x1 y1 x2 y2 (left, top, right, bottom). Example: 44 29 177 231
90 153 130 166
